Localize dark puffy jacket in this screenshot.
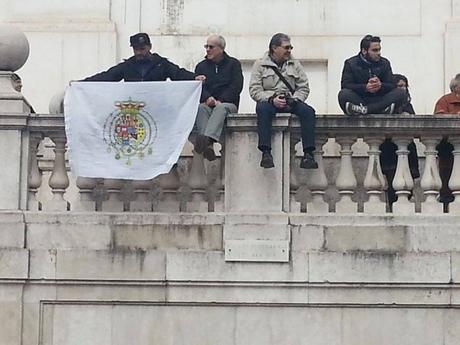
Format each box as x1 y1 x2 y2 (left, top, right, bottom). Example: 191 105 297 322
340 53 395 97
195 53 243 107
84 53 196 82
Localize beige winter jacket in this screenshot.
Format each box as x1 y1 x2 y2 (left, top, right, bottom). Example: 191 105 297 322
249 52 310 102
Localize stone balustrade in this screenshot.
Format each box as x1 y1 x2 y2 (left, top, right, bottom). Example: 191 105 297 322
15 112 460 214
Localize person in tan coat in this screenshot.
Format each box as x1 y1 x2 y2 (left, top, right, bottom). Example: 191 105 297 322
249 33 317 169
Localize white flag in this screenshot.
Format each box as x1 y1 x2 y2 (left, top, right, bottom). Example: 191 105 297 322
64 81 201 180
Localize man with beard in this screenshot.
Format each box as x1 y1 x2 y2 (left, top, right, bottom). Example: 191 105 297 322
83 33 202 82
338 35 406 116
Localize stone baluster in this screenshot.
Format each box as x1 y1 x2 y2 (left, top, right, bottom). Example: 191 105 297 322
150 180 163 212
177 161 191 212
187 152 208 212
74 177 97 211
448 136 460 213
44 135 69 211
27 133 43 210
420 137 443 213
363 137 387 214
156 165 180 212
306 135 329 213
101 178 125 212
130 179 154 212
392 137 415 214
205 158 222 212
334 136 358 213
119 180 137 211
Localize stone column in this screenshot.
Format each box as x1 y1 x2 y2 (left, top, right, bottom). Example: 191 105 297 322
0 26 31 210
392 137 415 214
363 137 386 214
335 136 357 213
306 135 329 214
187 151 208 212
44 135 70 211
224 114 290 212
448 137 460 213
27 133 43 210
420 137 443 213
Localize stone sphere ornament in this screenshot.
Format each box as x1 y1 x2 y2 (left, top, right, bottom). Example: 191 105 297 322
0 24 30 71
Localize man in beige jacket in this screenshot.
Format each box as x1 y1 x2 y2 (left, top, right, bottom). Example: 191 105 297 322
249 33 317 169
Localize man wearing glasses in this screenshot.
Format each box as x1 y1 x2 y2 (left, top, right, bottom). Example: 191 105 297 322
193 34 243 161
338 34 406 116
249 32 317 169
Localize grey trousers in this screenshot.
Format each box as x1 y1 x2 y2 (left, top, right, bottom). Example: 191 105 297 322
194 102 237 142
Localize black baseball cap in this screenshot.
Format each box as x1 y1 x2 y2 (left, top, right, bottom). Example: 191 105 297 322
130 33 151 48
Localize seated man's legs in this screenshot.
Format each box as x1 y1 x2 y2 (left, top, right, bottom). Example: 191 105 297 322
291 102 318 169
256 101 277 168
366 87 406 114
338 89 365 113
194 103 213 153
194 102 237 161
203 102 237 142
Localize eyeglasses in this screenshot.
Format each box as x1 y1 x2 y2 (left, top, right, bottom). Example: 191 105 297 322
281 45 293 50
204 44 216 49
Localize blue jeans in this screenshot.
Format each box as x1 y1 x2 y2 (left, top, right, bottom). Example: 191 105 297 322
256 101 316 152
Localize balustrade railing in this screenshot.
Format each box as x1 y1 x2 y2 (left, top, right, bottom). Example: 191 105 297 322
23 113 460 214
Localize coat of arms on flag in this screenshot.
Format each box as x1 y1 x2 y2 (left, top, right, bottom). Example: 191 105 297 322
64 81 202 180
103 99 157 165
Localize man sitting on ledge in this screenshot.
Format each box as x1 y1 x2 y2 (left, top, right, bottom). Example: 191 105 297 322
249 32 317 169
193 34 243 161
338 34 406 116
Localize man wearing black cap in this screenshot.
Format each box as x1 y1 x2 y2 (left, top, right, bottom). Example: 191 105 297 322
84 33 201 82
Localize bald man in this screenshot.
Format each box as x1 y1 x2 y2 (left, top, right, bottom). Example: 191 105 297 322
193 34 243 161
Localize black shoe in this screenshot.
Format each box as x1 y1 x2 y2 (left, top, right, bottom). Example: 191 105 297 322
300 152 318 169
203 145 217 161
382 103 395 115
438 194 455 203
260 151 274 168
345 102 368 116
194 134 209 154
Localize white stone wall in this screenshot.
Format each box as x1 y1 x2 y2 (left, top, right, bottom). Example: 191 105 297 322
1 0 460 114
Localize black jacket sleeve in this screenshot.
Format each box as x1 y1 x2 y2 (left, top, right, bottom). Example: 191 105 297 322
379 61 396 94
340 60 367 94
164 59 196 81
83 62 126 81
217 59 244 105
195 62 212 103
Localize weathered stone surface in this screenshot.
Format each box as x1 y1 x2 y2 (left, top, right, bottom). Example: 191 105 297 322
55 249 166 281
0 285 23 345
112 224 223 250
309 252 451 283
166 250 308 282
323 225 407 252
0 249 28 278
0 212 24 248
290 225 325 252
27 223 112 250
29 249 57 279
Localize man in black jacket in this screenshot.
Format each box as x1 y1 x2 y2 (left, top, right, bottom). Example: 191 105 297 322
84 33 200 82
193 34 244 161
338 35 405 116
